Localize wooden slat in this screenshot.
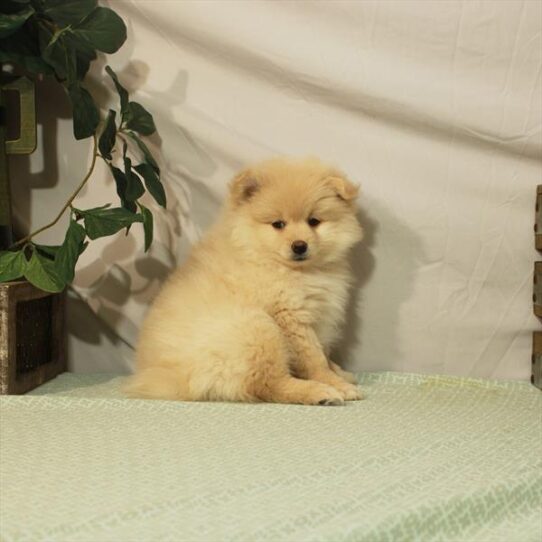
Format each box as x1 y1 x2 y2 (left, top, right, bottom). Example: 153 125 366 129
535 186 542 250
534 262 542 318
532 332 542 390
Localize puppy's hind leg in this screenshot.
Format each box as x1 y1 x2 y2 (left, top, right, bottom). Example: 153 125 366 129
123 366 188 401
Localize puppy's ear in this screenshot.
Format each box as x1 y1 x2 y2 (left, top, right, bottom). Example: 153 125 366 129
326 175 359 202
229 169 260 205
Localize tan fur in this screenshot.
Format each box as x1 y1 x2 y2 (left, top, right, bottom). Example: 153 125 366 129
124 157 364 405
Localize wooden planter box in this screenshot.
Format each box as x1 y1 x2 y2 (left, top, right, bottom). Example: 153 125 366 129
0 280 66 394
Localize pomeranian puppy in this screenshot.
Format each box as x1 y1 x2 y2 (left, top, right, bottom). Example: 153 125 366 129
124 157 363 405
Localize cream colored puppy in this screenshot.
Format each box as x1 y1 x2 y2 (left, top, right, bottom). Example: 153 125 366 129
125 158 364 405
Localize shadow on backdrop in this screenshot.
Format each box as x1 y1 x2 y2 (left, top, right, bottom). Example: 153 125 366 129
334 197 424 375
9 44 221 371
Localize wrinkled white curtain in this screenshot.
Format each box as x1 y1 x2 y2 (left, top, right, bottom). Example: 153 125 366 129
12 1 542 379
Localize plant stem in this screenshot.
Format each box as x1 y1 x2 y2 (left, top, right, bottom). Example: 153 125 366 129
10 135 99 249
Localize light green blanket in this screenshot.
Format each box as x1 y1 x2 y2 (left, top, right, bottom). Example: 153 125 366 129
1 372 541 542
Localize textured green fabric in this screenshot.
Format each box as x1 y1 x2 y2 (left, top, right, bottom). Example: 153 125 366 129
1 372 541 542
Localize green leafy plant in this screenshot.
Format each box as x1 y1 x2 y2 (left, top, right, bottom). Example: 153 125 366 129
0 0 166 292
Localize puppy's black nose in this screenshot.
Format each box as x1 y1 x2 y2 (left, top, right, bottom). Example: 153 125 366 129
291 240 308 255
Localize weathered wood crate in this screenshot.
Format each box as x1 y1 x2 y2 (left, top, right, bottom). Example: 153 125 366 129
533 186 542 390
533 262 542 318
532 332 542 389
535 186 542 251
0 281 66 394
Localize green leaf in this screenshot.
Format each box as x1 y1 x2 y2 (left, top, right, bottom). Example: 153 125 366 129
35 244 61 261
4 1 31 6
72 7 126 54
99 109 116 159
124 102 156 135
123 156 145 201
42 0 97 27
24 250 65 293
74 45 95 79
73 203 110 216
0 26 53 75
126 131 159 174
38 22 54 55
110 164 127 201
134 163 167 208
0 49 52 74
41 31 64 77
63 31 97 80
79 206 143 240
35 242 86 261
0 5 34 39
109 165 135 212
55 219 86 283
67 83 100 140
0 250 27 282
3 1 31 7
105 65 128 114
64 41 77 85
138 204 153 252
43 30 77 83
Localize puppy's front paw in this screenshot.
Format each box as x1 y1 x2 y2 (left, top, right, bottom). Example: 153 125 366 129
311 384 345 406
317 396 344 406
336 383 364 401
310 369 363 401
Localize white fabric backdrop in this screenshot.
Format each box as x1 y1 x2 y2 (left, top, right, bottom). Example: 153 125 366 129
12 0 542 380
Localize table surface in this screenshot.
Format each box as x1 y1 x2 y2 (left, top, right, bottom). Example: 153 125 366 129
1 371 541 542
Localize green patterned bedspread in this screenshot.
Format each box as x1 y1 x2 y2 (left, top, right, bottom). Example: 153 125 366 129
1 372 541 542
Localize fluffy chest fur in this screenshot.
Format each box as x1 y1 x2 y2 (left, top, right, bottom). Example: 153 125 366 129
257 265 352 350
178 233 353 352
296 269 351 348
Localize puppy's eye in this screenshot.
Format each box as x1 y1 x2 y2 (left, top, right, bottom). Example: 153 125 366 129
308 217 321 227
271 220 286 230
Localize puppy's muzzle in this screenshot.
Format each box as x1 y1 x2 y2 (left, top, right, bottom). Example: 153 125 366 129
291 240 308 260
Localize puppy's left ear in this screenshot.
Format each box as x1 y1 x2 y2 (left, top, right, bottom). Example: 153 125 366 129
229 169 260 205
326 175 360 202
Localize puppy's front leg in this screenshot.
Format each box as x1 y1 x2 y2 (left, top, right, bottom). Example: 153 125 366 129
274 313 362 401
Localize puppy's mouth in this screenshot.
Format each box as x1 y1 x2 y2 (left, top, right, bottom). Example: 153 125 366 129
291 254 309 262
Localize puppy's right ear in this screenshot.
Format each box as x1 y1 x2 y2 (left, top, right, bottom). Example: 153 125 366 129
229 169 260 205
326 175 359 202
